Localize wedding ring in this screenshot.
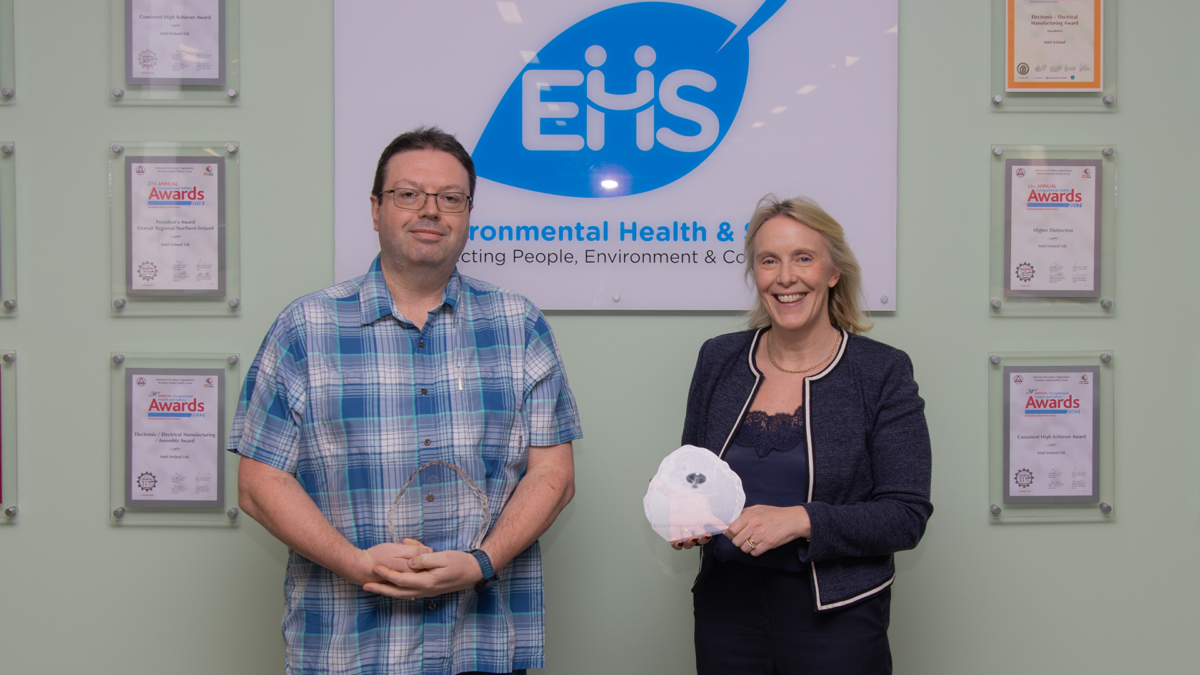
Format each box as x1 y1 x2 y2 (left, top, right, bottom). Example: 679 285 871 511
745 538 758 550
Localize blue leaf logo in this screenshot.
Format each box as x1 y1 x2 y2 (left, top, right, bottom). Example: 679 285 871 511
472 1 786 198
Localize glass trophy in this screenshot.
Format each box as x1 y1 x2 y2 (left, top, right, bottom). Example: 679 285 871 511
386 459 491 552
644 445 745 542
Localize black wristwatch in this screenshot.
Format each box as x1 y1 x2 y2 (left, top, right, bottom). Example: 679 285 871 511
469 549 499 591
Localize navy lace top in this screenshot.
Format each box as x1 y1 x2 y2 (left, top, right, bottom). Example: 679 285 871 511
713 404 808 572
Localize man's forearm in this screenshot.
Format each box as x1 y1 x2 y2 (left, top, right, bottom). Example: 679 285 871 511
238 456 374 585
478 442 576 572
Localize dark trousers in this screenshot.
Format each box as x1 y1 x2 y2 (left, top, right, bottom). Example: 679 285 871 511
693 560 892 675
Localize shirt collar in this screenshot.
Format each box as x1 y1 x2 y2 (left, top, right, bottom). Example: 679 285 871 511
359 254 461 325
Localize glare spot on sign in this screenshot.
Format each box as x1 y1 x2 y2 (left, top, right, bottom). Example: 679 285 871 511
519 50 539 64
496 2 523 24
751 122 765 128
770 106 786 114
797 85 817 95
600 180 619 189
846 56 860 66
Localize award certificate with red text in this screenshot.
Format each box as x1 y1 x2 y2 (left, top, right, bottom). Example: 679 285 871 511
1003 366 1099 503
1004 159 1101 297
126 157 225 296
126 368 224 507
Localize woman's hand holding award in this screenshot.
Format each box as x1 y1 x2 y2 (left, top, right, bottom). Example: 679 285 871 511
644 445 745 543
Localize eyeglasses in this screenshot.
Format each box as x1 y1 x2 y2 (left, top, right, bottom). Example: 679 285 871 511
380 188 472 213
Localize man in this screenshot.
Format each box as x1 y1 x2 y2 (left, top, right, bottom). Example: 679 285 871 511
231 127 582 675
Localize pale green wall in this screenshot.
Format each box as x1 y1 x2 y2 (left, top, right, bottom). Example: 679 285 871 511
1 2 1196 673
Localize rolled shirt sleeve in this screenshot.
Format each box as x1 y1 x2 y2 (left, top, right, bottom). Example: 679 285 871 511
228 306 309 474
522 303 583 447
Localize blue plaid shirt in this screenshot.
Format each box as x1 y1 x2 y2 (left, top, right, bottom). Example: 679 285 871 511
230 255 582 675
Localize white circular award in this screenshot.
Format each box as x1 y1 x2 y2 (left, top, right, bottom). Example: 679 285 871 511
644 445 745 542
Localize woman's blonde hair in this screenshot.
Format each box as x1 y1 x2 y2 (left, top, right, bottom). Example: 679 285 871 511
744 195 873 334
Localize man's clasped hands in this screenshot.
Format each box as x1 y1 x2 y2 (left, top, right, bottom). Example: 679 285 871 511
353 538 486 599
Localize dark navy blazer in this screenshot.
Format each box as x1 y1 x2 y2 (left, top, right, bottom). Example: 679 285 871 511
682 328 933 610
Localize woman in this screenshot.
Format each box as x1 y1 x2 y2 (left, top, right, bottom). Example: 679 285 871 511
673 196 932 674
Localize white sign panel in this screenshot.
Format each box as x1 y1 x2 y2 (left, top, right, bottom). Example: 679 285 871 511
335 0 898 310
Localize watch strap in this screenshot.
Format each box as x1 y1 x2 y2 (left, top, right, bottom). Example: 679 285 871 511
469 549 499 590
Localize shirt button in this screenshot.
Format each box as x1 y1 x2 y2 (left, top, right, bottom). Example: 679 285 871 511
426 494 435 502
420 388 427 395
426 602 436 611
424 438 431 446
418 340 425 348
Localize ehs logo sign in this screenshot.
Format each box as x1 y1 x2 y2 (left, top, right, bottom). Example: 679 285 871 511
472 0 786 198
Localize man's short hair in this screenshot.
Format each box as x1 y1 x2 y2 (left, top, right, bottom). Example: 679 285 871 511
371 126 477 199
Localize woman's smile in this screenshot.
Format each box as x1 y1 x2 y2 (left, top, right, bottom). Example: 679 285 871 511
773 292 807 305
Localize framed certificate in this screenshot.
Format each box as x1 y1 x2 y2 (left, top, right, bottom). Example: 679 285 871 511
1004 159 1101 297
989 145 1115 317
110 352 239 525
0 141 15 316
125 0 225 86
109 141 241 316
125 156 225 297
0 349 14 522
1007 0 1102 92
988 351 1115 523
110 0 241 105
0 0 14 104
990 0 1116 112
1003 366 1099 503
125 368 225 508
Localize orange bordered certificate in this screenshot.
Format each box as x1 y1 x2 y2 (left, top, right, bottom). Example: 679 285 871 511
1007 0 1102 91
